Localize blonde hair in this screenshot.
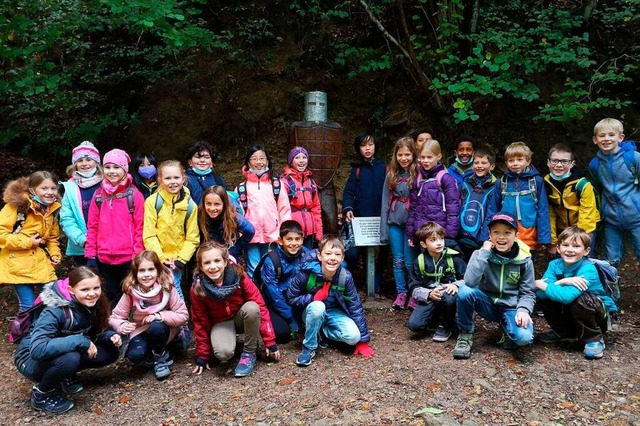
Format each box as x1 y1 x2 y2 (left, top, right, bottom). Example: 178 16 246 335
504 142 532 161
594 118 624 135
420 139 442 156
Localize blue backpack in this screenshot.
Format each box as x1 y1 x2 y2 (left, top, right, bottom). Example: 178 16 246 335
459 176 496 246
589 140 639 188
588 258 621 304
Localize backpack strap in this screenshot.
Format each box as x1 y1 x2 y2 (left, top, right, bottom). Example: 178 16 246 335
622 149 639 185
12 211 26 234
95 187 135 217
155 193 196 234
418 253 425 275
271 175 281 203
573 177 588 197
528 177 537 204
306 272 318 292
237 182 248 213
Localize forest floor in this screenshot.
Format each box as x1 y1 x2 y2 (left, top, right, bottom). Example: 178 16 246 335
1 256 640 426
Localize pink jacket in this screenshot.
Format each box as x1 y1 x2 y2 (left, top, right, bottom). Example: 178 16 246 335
238 167 291 244
85 176 144 264
281 166 323 241
109 285 188 341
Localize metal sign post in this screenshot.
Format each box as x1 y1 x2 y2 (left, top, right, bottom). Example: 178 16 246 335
351 217 385 297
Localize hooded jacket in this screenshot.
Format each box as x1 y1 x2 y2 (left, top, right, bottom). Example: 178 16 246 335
342 158 387 217
190 266 276 363
447 161 474 186
59 180 101 257
285 250 371 343
0 178 61 284
281 166 323 241
408 248 467 294
380 170 412 243
463 240 536 314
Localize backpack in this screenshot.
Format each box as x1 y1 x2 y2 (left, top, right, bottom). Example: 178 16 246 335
226 190 244 216
237 175 282 214
95 186 135 217
589 140 639 189
571 177 602 213
154 193 196 234
459 180 496 243
252 250 282 292
9 304 72 344
501 175 538 204
416 169 448 211
417 252 456 284
283 174 317 202
306 269 349 298
588 258 621 304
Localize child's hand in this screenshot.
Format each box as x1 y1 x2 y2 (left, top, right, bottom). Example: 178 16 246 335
345 211 354 222
192 363 210 375
142 314 160 324
353 342 374 358
441 283 458 295
429 288 442 301
557 276 588 291
164 260 176 270
87 341 98 358
31 233 43 248
408 239 415 247
111 334 122 348
120 321 137 334
535 278 548 291
515 311 531 328
547 245 557 256
266 345 281 361
482 240 494 251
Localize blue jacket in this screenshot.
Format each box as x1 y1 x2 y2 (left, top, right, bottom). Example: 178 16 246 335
203 214 255 260
286 250 371 343
537 257 618 313
342 158 387 217
259 245 308 329
185 169 228 206
448 162 474 186
484 165 551 248
590 147 640 228
14 280 116 373
380 170 411 243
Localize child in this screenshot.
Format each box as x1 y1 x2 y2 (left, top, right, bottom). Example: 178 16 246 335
131 152 159 199
342 133 389 292
588 118 640 266
144 160 199 301
0 171 62 314
485 142 551 254
237 145 291 278
453 212 535 359
535 226 618 359
380 137 419 309
447 135 476 185
59 141 103 266
407 222 466 341
406 139 461 252
257 220 307 343
412 128 432 153
185 141 227 205
544 144 600 255
458 148 498 260
109 251 189 379
281 147 323 248
200 185 255 262
190 242 280 377
85 149 144 308
14 267 121 413
286 235 374 367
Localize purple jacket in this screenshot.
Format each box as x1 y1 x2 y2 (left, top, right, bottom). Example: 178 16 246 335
406 163 460 239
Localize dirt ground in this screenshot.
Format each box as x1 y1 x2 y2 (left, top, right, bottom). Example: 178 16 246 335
1 258 640 426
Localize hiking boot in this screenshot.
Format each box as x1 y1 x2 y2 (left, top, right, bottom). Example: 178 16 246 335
407 297 418 311
584 339 605 359
392 293 407 310
432 325 452 342
296 346 316 367
500 334 518 351
452 333 473 359
31 386 74 414
153 351 174 380
61 375 84 394
234 352 257 377
537 329 578 344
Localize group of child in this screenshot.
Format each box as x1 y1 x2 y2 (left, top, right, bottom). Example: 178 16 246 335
1 117 632 414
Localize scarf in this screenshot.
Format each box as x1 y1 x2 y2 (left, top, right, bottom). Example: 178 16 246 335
101 174 132 196
73 170 103 189
130 283 170 314
198 266 240 301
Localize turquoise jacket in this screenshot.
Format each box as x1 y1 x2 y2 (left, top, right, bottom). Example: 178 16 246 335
59 181 87 256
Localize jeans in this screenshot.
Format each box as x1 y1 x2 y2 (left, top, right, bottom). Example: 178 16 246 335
126 321 170 363
246 243 271 279
407 292 457 332
456 285 534 346
603 223 640 266
209 301 261 361
171 268 185 301
301 301 360 350
388 224 418 294
14 284 43 313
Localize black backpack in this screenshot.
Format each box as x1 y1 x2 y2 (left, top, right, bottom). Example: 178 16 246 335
252 250 282 292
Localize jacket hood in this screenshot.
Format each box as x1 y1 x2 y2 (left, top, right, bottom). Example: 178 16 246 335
467 173 497 189
488 240 531 265
3 177 31 212
504 165 540 179
39 278 73 308
282 166 313 180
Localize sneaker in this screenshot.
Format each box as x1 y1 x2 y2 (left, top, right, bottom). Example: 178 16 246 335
61 375 83 394
31 386 74 414
392 293 407 310
432 325 452 342
583 339 605 359
153 351 174 380
296 346 316 367
501 335 518 351
234 352 257 377
452 333 473 359
407 297 418 311
537 329 578 344
317 331 330 349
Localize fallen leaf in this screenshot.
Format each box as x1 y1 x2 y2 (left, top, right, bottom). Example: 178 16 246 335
353 371 361 379
119 395 132 404
414 406 444 416
363 402 370 410
92 404 104 415
232 394 241 400
280 377 295 385
559 401 575 409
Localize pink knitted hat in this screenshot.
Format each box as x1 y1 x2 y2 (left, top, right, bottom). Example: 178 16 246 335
72 141 101 164
288 146 309 165
103 149 131 172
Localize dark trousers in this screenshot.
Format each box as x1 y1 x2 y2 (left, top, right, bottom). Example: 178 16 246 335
268 307 293 344
407 292 457 332
125 321 170 362
98 261 131 309
20 342 119 392
541 292 608 343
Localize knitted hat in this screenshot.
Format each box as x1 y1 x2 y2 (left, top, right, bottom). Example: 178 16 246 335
288 147 309 165
103 149 131 172
72 141 101 164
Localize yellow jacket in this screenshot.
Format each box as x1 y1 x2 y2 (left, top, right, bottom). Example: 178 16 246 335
0 178 61 284
143 187 199 264
544 174 600 244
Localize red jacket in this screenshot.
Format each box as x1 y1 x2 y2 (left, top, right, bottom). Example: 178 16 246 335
190 267 276 361
281 166 323 241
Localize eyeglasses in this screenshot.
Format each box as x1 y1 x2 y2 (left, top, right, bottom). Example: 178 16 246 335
249 157 267 162
548 159 573 166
